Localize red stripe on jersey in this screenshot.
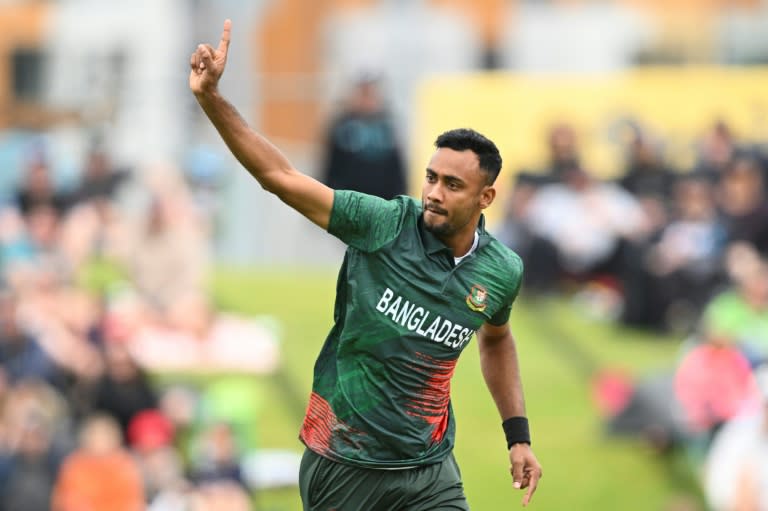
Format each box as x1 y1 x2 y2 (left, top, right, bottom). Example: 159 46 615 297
300 392 337 455
404 353 457 444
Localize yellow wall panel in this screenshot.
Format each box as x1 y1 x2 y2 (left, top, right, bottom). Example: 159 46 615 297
413 68 768 225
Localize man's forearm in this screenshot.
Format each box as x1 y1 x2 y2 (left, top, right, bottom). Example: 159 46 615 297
189 21 333 229
479 331 526 420
195 89 293 192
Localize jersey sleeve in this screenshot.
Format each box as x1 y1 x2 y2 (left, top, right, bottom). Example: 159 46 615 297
487 254 524 326
328 190 406 252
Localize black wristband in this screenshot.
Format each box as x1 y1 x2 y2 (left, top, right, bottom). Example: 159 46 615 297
502 417 531 449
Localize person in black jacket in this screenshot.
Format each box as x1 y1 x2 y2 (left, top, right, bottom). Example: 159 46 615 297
320 73 407 200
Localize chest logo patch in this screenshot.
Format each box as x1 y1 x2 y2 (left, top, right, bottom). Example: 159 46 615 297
466 284 488 312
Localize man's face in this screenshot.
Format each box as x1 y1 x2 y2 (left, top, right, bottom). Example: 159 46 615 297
421 148 494 238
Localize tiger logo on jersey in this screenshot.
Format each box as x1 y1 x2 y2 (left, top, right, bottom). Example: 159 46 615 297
466 284 488 312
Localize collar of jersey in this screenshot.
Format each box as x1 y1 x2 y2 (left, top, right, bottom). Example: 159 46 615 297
418 213 490 256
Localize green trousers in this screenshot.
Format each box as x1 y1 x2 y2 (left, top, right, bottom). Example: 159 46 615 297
299 449 470 511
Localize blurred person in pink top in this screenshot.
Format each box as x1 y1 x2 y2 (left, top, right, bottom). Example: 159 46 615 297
674 315 763 463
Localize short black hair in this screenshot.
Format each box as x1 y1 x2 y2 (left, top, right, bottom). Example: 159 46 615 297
434 128 502 185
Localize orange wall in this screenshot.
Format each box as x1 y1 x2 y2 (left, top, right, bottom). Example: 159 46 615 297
256 0 507 142
257 0 377 142
428 0 509 47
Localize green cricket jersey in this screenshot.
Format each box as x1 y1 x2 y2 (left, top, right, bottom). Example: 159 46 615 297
299 190 523 469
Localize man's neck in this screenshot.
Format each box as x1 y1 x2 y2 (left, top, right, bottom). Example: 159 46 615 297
439 227 479 258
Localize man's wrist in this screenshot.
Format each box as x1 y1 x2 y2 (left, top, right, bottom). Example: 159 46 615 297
194 87 222 104
502 416 531 449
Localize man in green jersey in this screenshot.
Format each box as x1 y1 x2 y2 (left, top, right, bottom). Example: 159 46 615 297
191 20 542 510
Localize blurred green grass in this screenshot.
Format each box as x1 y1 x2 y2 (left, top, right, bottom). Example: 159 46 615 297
211 267 704 511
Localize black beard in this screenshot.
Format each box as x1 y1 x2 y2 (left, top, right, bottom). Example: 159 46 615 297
424 217 452 237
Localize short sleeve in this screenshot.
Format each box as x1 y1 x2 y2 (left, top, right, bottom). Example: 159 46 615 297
328 190 407 252
487 254 524 326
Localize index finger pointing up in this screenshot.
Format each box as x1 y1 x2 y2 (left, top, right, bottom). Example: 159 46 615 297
218 19 232 54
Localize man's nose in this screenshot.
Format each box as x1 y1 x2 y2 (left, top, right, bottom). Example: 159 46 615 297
426 183 444 203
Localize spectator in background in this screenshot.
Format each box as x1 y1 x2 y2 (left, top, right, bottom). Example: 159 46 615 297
157 385 199 460
68 145 129 208
694 120 737 182
703 364 768 511
19 280 101 347
759 147 768 196
0 291 60 385
0 418 57 511
113 190 210 312
501 122 585 290
498 174 540 250
189 422 244 489
499 173 566 293
702 244 768 367
616 199 670 330
57 202 110 271
0 381 70 511
0 206 35 279
64 145 131 266
614 125 677 328
320 72 407 200
717 155 768 254
673 315 763 464
0 379 74 511
524 165 648 286
10 279 105 421
91 342 157 436
52 413 144 511
536 122 581 183
25 205 73 280
14 158 70 218
126 408 190 508
617 127 676 205
0 379 73 451
643 176 727 332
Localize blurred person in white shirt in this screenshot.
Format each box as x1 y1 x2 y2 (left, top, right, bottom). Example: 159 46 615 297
524 165 648 280
704 364 768 511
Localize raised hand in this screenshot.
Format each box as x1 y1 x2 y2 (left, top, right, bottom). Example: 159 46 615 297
189 19 232 95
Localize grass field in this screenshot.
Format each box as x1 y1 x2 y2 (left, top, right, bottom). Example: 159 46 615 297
211 267 705 511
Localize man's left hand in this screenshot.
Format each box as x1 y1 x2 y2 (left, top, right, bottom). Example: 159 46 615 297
509 443 542 506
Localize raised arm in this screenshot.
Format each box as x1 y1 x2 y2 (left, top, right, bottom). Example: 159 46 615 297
477 322 542 507
189 20 334 229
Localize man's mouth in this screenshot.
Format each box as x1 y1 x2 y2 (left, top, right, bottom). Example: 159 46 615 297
425 204 447 215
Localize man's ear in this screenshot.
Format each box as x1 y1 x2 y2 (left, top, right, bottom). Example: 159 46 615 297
479 185 496 210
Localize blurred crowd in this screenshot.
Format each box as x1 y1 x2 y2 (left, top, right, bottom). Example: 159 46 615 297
500 120 768 333
0 141 282 511
498 120 768 510
3 73 768 509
